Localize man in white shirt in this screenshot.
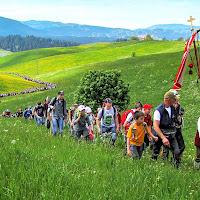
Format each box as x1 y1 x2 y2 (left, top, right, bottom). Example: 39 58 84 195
151 90 180 168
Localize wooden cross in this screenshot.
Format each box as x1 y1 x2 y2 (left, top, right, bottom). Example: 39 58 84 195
187 16 195 34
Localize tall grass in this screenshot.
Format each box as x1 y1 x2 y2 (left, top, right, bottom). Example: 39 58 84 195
0 117 199 200
0 40 200 199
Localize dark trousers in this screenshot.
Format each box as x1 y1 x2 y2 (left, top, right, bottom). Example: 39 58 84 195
144 134 150 147
75 129 89 140
195 146 200 162
151 135 180 165
176 128 185 155
162 128 185 160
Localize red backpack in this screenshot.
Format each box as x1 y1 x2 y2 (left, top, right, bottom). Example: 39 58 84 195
121 109 134 125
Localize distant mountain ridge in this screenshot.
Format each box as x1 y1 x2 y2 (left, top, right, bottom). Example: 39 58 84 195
0 16 199 44
0 17 38 37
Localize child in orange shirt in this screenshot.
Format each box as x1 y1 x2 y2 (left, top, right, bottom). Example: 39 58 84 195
127 111 158 159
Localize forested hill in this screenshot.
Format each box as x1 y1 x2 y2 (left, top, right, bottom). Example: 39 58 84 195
0 35 80 52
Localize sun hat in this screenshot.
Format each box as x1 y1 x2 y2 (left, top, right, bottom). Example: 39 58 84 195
164 91 179 100
85 106 92 113
78 105 85 111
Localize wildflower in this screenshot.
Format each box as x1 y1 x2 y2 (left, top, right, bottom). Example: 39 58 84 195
93 171 96 174
11 140 16 144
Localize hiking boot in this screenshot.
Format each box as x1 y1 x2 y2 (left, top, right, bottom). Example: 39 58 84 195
194 161 200 170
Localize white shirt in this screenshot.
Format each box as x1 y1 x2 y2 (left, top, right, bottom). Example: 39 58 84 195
126 109 136 123
153 107 171 121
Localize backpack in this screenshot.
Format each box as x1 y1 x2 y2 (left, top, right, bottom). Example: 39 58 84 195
77 111 87 118
121 109 134 125
131 122 147 139
51 97 65 115
100 106 116 119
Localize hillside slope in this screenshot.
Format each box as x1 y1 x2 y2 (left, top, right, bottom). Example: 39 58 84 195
0 41 185 79
1 40 200 199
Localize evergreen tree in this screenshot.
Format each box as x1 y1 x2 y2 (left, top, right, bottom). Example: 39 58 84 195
0 35 80 52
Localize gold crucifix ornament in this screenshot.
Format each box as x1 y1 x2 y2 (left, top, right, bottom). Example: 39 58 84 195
187 16 195 34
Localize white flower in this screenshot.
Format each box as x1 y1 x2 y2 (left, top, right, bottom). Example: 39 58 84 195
11 140 16 144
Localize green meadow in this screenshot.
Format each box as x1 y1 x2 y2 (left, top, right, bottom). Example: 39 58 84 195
0 73 44 93
0 40 200 199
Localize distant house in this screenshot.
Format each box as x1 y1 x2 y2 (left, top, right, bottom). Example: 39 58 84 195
138 35 146 40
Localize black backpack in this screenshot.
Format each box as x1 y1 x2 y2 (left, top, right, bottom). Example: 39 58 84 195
51 97 65 115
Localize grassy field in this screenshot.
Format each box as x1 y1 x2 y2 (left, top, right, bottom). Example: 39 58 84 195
0 41 185 77
0 73 44 93
0 40 200 199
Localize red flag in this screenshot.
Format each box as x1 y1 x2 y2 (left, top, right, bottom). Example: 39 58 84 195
173 31 199 90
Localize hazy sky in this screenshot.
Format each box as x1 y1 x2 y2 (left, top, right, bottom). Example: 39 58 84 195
0 0 200 29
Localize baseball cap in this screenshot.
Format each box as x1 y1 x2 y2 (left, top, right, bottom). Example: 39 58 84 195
143 104 153 109
164 91 179 100
78 105 85 111
73 103 78 107
28 106 32 108
58 91 64 95
85 106 92 113
105 98 112 103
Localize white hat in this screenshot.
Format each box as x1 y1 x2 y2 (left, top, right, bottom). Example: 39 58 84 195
85 106 92 114
78 105 85 111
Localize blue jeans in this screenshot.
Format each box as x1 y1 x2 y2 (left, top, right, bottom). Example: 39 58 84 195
34 115 38 122
130 143 144 159
37 116 44 126
52 117 64 135
101 126 117 142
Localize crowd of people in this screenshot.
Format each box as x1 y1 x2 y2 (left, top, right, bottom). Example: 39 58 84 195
1 89 200 169
0 72 58 98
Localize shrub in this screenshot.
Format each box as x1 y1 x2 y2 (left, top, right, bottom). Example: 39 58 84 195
74 70 130 112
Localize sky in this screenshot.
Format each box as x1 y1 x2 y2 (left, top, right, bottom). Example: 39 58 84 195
0 0 200 30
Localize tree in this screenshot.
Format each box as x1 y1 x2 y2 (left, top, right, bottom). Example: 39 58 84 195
177 37 184 41
74 70 130 112
116 38 127 42
162 37 168 41
130 36 139 41
145 34 154 41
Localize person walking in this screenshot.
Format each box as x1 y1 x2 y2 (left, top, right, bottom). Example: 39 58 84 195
48 91 67 136
151 90 180 168
97 98 119 145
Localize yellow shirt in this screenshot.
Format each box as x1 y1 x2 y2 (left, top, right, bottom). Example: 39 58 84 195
127 122 149 146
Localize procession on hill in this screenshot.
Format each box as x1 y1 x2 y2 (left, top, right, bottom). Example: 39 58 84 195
1 87 200 169
1 19 200 171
